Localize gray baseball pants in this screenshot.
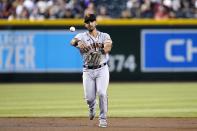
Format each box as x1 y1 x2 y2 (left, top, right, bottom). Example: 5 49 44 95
83 65 109 120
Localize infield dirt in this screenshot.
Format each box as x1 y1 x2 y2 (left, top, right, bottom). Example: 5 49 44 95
0 117 197 131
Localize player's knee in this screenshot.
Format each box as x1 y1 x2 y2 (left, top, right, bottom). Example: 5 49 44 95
86 96 96 102
98 91 107 98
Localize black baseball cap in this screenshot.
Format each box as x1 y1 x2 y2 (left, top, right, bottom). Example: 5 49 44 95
84 14 96 23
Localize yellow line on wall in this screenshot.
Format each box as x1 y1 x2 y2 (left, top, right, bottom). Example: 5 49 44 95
0 19 197 26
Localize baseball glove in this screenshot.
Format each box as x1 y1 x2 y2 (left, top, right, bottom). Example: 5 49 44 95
85 51 102 66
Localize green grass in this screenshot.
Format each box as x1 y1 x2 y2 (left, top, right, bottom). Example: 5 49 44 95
0 83 197 117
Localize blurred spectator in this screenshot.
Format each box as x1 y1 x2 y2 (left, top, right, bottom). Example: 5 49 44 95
126 0 141 18
64 8 74 18
97 5 111 20
23 0 34 13
140 0 154 18
68 0 84 18
84 2 96 16
0 0 14 18
121 9 131 18
154 4 170 20
179 0 194 18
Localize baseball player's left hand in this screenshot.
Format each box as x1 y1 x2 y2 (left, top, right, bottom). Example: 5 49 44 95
78 41 91 53
95 43 104 49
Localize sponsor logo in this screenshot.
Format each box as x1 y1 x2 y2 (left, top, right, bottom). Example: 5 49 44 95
141 30 197 72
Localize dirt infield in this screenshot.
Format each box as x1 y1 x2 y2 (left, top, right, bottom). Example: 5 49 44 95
0 117 197 131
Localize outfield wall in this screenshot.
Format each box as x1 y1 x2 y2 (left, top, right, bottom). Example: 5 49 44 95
0 19 197 82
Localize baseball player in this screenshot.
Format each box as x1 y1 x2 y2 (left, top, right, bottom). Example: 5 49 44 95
70 14 112 128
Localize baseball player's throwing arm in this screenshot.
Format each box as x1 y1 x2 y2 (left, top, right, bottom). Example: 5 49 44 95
71 38 90 53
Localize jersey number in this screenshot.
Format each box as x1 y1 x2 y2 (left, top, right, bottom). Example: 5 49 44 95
86 52 101 66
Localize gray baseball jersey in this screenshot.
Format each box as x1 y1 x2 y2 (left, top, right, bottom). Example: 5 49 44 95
75 31 111 66
74 30 112 121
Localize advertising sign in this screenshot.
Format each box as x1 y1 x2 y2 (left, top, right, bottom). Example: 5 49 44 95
141 30 197 72
0 30 83 72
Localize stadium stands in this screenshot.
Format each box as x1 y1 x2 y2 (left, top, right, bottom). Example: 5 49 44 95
0 0 197 19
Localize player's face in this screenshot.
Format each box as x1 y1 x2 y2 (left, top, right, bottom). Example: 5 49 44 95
85 20 97 32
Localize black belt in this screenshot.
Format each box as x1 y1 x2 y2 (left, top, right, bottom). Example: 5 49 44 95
83 63 107 69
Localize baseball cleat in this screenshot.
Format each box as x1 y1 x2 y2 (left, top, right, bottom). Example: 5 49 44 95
99 119 107 128
89 109 95 120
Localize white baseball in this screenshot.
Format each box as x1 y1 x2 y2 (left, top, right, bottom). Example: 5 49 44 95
69 26 75 32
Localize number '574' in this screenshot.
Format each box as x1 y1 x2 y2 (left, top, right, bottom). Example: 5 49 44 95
109 54 136 72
